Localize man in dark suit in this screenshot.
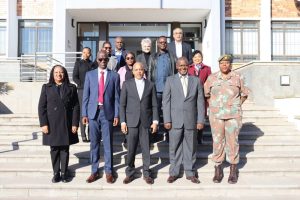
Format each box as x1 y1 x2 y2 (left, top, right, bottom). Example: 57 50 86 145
168 28 193 64
82 50 120 184
73 47 95 142
111 36 127 71
120 62 158 185
163 57 205 184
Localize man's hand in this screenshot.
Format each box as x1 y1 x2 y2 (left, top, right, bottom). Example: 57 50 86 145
41 125 49 134
82 117 89 125
113 117 119 126
164 123 172 130
71 126 78 134
121 123 128 135
150 123 158 134
197 123 204 130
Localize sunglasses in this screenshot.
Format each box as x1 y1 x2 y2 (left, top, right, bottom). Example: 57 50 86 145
104 47 111 49
98 58 109 62
126 57 135 60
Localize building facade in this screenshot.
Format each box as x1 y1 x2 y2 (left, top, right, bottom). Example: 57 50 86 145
0 0 300 71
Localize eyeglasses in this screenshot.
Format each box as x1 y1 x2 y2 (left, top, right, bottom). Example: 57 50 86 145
126 57 135 60
159 41 167 44
98 58 109 62
104 47 111 49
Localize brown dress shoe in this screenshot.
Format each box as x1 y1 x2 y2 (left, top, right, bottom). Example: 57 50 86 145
186 176 200 184
86 173 100 183
213 165 224 183
228 164 238 184
143 177 154 185
123 176 134 184
106 173 115 184
167 176 177 183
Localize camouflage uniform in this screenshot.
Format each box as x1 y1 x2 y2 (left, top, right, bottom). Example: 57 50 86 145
204 70 249 166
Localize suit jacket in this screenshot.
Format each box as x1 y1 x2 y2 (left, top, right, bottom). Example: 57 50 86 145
120 78 158 128
72 59 95 89
112 49 127 71
168 41 192 64
38 83 79 146
163 74 205 129
82 68 120 120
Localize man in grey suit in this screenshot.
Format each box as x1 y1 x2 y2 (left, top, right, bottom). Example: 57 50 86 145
120 62 159 185
163 57 205 184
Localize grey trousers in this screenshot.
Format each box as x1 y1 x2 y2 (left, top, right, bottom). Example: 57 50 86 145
169 128 197 177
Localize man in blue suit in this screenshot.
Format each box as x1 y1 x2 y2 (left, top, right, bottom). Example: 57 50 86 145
82 50 120 184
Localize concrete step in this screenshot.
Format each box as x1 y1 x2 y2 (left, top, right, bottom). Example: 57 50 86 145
0 158 299 178
0 175 299 199
1 147 299 164
2 138 300 152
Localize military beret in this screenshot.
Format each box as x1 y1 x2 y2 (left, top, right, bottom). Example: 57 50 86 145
218 54 232 62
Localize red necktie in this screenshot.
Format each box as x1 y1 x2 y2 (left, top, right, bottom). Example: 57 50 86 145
98 71 104 104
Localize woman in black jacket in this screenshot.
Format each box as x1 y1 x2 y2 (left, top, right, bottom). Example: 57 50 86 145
38 65 79 183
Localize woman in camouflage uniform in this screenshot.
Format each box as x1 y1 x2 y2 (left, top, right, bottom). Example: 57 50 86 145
204 55 249 184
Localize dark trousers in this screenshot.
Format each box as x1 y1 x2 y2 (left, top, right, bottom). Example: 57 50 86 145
89 108 113 174
78 89 89 141
50 145 69 174
126 122 151 178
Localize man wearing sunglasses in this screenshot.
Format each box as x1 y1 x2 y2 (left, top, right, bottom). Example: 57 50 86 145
82 50 120 184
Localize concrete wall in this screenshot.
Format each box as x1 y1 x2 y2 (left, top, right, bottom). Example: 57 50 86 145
236 62 300 106
0 82 43 114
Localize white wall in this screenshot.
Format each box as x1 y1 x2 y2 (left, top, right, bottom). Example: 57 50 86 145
202 1 222 72
6 0 18 57
260 0 271 61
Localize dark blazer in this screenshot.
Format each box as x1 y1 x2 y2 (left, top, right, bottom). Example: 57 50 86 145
136 53 152 72
168 41 193 64
163 74 205 129
120 78 158 128
38 83 80 146
72 59 95 89
112 49 127 71
82 68 120 120
148 51 176 83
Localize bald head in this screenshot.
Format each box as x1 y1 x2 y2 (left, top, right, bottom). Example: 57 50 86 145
97 50 109 69
132 62 145 80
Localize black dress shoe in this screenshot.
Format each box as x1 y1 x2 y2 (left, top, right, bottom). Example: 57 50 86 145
52 173 61 183
61 173 69 183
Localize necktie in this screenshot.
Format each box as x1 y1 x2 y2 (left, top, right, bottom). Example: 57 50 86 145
98 71 104 104
181 76 187 97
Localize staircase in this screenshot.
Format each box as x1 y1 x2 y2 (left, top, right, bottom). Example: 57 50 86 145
0 102 300 200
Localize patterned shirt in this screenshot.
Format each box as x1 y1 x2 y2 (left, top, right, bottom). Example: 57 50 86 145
204 71 250 119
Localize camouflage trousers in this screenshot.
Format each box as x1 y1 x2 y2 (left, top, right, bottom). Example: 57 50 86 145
209 115 242 166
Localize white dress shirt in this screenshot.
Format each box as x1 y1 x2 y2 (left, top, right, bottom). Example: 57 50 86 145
175 41 183 58
135 78 145 100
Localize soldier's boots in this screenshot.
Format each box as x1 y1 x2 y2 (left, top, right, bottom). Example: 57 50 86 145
213 165 224 183
228 164 238 184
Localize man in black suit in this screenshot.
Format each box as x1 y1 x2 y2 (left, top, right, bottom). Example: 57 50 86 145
168 28 193 64
111 37 127 71
120 62 159 185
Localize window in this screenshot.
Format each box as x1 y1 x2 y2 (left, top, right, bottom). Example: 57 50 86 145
0 20 6 55
225 21 259 62
19 20 52 55
272 22 300 61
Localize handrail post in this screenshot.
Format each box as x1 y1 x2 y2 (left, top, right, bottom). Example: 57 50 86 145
34 51 37 82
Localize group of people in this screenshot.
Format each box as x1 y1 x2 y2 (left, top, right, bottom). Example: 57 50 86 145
38 27 249 186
